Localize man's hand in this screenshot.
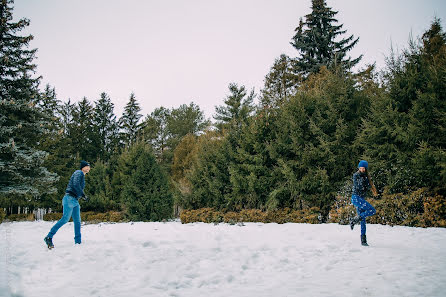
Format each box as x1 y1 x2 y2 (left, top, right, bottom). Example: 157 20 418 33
81 194 89 202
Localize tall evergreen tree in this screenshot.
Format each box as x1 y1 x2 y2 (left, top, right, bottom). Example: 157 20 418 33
119 92 142 147
291 0 362 77
93 92 119 161
70 97 97 161
0 0 57 204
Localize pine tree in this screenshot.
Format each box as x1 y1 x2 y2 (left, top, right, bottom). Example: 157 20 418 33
214 83 255 133
119 92 142 147
0 0 57 204
70 97 97 161
93 92 119 161
291 0 362 77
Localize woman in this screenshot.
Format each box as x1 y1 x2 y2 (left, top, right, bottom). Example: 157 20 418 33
350 160 377 246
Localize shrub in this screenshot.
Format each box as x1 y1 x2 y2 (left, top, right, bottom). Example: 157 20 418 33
329 188 445 228
180 208 322 224
0 208 5 224
43 212 65 221
422 194 446 227
7 213 35 221
43 211 125 223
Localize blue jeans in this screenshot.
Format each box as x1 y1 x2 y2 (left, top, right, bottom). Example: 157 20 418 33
351 195 376 236
47 194 81 243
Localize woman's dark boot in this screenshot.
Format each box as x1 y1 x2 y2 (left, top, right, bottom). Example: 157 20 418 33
361 234 369 246
350 216 361 230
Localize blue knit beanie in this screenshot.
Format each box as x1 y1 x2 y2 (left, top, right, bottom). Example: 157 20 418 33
80 160 90 170
358 160 368 169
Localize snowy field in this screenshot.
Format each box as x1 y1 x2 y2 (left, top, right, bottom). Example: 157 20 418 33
1 221 445 297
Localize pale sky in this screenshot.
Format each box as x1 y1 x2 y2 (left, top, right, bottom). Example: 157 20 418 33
13 0 446 120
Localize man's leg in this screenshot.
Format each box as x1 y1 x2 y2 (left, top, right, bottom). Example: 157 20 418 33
47 195 74 238
71 201 81 244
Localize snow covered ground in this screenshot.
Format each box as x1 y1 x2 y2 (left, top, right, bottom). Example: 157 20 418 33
1 221 445 297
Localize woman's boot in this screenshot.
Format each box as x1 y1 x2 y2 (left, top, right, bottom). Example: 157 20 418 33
350 216 361 230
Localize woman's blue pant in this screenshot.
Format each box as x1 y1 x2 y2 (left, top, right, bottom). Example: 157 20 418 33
351 195 376 235
47 195 81 243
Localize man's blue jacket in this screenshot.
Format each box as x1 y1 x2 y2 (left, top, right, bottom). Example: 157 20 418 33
65 170 85 199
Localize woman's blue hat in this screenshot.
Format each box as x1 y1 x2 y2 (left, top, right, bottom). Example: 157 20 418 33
358 160 368 169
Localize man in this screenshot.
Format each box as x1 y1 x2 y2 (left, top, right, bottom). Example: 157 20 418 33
349 160 377 246
44 161 90 249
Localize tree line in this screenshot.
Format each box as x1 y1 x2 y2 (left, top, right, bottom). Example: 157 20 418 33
1 0 445 222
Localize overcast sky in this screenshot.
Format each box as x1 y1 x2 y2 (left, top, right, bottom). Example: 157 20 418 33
13 0 446 120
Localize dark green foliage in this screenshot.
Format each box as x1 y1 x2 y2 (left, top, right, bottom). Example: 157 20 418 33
117 142 173 221
291 0 361 77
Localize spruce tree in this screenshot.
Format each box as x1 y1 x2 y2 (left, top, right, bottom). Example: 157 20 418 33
0 0 57 204
119 92 142 147
93 92 119 162
291 0 362 77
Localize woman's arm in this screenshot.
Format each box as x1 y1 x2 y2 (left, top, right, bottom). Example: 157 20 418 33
367 172 378 197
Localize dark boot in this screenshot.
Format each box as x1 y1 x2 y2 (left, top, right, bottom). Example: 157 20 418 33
44 236 54 249
350 216 361 230
361 234 369 246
